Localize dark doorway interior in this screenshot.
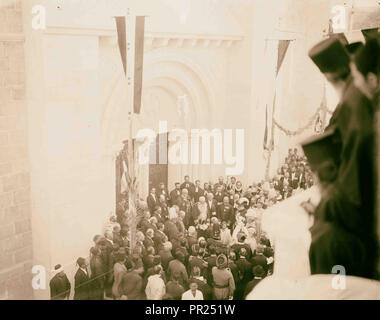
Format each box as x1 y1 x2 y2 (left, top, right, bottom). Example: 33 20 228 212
149 133 168 191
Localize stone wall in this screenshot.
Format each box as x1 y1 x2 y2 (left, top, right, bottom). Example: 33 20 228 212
0 0 33 300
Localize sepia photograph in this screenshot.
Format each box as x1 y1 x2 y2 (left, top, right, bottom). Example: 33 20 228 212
0 0 379 304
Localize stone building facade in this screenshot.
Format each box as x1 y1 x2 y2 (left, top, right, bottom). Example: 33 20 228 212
0 0 378 299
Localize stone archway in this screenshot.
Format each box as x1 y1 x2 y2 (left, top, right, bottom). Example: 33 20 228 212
101 49 216 198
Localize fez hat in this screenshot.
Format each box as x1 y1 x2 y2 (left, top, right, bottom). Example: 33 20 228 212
301 128 341 171
354 38 380 76
345 42 364 55
216 254 228 269
308 38 350 73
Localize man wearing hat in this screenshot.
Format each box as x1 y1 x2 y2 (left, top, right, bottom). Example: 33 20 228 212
211 254 235 300
231 232 251 260
189 266 212 300
309 38 378 279
234 247 253 300
219 196 234 226
302 129 373 278
243 265 266 299
74 257 90 300
119 258 144 300
350 38 380 103
49 264 71 300
167 251 189 289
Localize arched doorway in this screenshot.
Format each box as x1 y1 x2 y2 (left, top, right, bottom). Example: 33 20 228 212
101 49 216 202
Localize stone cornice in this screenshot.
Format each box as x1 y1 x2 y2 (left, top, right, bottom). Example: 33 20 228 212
44 26 243 48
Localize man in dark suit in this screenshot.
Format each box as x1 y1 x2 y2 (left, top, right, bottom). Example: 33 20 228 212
193 180 205 203
74 257 91 300
170 182 182 206
189 266 212 300
214 176 226 192
289 166 300 190
251 245 268 274
213 185 225 217
119 259 144 300
146 187 158 214
234 248 253 300
308 37 378 278
50 264 71 300
219 196 234 226
243 265 265 299
176 189 192 227
158 182 170 202
205 192 217 219
180 175 195 200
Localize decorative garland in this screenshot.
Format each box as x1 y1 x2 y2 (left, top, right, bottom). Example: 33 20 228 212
273 105 324 136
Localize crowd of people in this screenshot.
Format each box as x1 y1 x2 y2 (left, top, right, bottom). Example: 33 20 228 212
49 148 315 300
49 31 380 301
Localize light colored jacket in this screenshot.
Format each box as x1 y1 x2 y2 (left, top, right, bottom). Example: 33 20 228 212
145 274 166 300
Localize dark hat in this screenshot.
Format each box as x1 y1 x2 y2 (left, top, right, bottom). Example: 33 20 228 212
301 128 341 172
330 32 349 46
354 38 380 77
216 254 228 269
237 232 246 243
345 42 364 55
125 257 134 270
362 28 379 42
253 265 266 278
54 264 62 270
308 38 350 73
175 251 185 262
76 257 86 267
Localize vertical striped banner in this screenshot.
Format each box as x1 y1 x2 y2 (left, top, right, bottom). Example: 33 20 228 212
133 16 145 114
115 16 127 75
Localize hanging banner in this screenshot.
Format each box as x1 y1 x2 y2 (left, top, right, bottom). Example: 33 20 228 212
263 105 268 150
115 16 127 75
276 40 291 76
115 15 146 114
133 16 146 114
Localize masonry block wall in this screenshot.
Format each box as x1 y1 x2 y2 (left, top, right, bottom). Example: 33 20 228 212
0 0 33 300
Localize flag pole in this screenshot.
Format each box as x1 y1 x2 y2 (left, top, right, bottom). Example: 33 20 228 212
126 8 136 253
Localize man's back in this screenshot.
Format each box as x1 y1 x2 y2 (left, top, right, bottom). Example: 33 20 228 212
119 271 143 300
166 281 185 300
50 273 71 300
243 278 262 299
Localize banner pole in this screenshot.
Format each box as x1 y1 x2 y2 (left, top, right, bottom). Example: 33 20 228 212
126 8 136 253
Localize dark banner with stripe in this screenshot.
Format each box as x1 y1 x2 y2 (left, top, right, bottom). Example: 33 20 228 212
134 16 146 114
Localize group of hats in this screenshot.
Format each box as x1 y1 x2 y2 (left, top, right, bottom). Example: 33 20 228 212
308 31 379 74
304 31 379 169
